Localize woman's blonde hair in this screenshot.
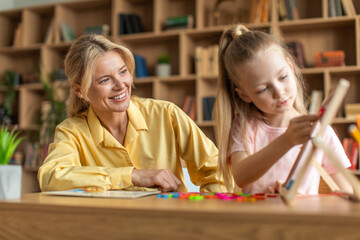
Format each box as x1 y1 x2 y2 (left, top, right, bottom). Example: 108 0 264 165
213 25 307 191
65 34 135 117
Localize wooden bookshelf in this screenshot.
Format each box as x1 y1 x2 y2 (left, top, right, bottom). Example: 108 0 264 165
1 0 360 192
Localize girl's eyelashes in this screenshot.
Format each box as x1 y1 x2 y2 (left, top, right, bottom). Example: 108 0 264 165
257 87 268 94
280 74 288 80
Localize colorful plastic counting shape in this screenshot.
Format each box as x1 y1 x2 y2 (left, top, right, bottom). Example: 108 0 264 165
156 192 276 202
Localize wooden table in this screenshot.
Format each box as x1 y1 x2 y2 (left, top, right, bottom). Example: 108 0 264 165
0 193 360 239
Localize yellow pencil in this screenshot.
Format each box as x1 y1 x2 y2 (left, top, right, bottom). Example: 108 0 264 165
356 115 360 130
349 124 360 143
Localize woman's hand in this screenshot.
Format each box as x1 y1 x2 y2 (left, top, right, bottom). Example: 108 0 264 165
283 114 319 147
131 168 181 192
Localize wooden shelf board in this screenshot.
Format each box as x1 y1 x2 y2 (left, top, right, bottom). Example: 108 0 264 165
333 118 356 124
60 0 111 10
0 45 41 54
279 17 356 30
158 75 196 83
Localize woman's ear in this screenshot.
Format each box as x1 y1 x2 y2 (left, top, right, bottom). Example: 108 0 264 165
235 88 252 103
72 83 83 99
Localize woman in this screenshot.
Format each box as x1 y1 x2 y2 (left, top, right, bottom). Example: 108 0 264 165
38 34 225 192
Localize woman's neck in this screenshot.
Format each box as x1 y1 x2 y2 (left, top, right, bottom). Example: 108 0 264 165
95 110 129 145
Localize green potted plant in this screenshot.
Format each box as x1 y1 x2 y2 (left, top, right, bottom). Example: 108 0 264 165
38 68 68 162
39 69 68 145
0 70 19 125
156 54 171 77
0 126 23 199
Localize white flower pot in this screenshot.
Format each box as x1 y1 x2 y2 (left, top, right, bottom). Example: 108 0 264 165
156 63 171 77
0 165 22 199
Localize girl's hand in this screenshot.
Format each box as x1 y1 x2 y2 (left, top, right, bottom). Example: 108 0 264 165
131 168 182 192
283 115 319 146
267 180 284 193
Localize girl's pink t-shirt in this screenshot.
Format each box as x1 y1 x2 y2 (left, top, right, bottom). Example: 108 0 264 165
229 117 351 194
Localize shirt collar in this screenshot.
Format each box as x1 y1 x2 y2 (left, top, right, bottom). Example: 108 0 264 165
87 100 148 146
127 100 148 131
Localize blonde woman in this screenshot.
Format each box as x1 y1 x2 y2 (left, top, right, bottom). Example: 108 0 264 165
38 34 225 193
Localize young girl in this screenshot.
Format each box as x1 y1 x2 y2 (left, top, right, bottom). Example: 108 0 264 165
214 24 352 194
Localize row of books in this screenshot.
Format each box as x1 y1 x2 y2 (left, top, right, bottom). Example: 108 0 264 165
343 137 358 170
278 0 299 20
182 95 196 121
278 0 357 20
249 0 270 23
118 13 144 35
44 20 110 44
331 0 357 17
195 45 219 76
344 121 360 171
181 96 215 121
286 41 345 68
329 0 344 17
286 41 306 68
24 142 45 169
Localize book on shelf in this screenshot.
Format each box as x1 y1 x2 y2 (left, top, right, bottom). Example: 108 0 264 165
44 19 54 44
278 0 289 20
207 45 219 76
22 72 39 84
286 41 306 68
341 0 356 16
345 103 360 118
13 22 23 47
334 0 344 16
118 13 144 35
165 15 194 30
134 54 148 78
24 142 40 168
329 0 344 17
59 22 75 42
261 0 270 22
250 0 269 23
182 95 196 121
84 24 110 36
284 0 299 20
195 46 204 75
202 96 216 121
314 50 345 67
329 0 337 17
194 44 219 76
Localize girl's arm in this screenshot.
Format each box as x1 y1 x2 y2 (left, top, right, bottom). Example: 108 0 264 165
231 115 319 188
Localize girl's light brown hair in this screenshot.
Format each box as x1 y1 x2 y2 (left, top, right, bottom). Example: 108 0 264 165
213 25 307 191
64 34 135 117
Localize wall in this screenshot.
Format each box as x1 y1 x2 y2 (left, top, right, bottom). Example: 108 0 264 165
0 0 14 10
0 0 73 10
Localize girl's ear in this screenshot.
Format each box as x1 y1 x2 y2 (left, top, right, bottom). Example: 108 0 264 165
235 88 252 103
72 83 83 99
